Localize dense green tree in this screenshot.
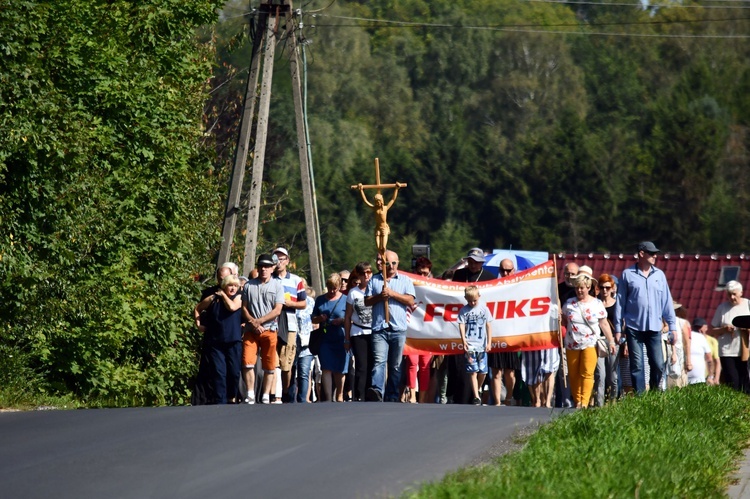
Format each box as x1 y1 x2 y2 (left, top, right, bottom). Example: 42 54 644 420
0 0 224 405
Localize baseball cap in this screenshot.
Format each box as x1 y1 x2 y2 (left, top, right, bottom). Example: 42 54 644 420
693 317 707 328
257 253 276 267
638 241 660 253
465 247 485 263
273 247 289 258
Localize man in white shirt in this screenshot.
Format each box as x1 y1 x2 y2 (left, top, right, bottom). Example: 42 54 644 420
273 247 307 403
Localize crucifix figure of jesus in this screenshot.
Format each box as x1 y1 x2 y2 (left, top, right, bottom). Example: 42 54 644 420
352 158 407 323
351 158 407 258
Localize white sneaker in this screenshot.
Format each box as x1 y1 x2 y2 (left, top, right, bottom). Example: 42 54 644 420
261 394 270 404
244 397 255 405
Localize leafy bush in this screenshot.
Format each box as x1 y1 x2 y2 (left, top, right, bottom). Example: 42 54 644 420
0 0 224 406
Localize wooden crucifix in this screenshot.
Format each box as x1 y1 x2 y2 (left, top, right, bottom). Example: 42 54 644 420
351 158 407 322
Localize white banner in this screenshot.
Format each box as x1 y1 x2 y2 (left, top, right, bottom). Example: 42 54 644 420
403 261 560 354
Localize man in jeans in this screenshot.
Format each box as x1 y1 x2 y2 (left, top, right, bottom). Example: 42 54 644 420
614 241 678 393
365 250 416 402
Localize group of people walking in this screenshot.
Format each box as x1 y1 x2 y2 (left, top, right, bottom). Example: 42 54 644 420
193 241 744 406
193 247 417 404
558 240 745 409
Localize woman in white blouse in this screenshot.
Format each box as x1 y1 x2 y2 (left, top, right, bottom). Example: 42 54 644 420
561 266 616 408
709 280 750 393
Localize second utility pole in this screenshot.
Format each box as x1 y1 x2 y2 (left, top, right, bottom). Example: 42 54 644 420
218 0 324 292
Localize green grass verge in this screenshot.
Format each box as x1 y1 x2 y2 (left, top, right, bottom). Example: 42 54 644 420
0 344 81 410
407 385 750 498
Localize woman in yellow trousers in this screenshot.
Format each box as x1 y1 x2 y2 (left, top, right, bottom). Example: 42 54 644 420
562 266 617 408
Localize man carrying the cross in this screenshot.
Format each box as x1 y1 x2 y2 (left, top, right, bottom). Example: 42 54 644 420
364 249 416 402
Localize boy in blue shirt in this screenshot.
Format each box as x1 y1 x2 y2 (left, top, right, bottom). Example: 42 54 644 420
458 286 493 405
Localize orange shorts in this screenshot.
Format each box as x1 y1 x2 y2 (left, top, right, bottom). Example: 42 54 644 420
243 329 278 372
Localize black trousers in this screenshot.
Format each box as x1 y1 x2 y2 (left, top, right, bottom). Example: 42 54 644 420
351 335 373 401
720 356 750 393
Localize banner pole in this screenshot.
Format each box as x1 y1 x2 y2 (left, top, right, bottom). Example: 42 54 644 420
553 254 568 388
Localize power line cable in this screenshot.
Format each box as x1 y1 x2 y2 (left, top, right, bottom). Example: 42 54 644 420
311 13 750 38
315 13 748 28
306 0 337 14
521 0 750 9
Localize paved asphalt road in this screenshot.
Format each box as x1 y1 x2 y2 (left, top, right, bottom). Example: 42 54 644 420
0 403 562 499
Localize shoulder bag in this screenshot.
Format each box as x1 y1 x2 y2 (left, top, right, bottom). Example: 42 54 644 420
309 295 345 356
577 301 609 358
308 324 324 356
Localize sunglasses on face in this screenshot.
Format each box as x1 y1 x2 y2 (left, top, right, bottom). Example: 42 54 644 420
385 262 398 267
601 286 612 290
500 268 513 274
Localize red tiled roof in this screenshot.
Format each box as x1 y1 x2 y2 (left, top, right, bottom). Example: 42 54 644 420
553 253 750 324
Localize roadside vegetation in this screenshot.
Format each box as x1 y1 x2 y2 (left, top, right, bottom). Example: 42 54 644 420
0 345 80 410
3 0 749 408
407 385 750 498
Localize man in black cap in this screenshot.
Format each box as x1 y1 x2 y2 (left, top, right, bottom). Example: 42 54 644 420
452 248 495 283
241 253 284 404
613 241 678 393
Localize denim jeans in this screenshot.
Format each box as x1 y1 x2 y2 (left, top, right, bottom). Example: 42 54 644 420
626 329 664 394
371 329 406 401
593 350 619 406
294 353 313 403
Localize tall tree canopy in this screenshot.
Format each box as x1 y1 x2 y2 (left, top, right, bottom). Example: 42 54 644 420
212 0 749 274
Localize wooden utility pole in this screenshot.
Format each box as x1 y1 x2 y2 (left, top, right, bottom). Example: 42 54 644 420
217 0 324 291
217 11 266 268
241 5 278 277
288 5 325 293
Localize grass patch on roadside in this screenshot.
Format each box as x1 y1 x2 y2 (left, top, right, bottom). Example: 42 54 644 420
0 344 80 410
407 385 750 498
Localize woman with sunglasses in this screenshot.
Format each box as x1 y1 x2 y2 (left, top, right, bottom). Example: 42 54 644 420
312 273 351 401
344 262 374 401
593 274 620 405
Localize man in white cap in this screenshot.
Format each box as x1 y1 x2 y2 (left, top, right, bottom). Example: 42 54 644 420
614 241 678 393
273 247 307 403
